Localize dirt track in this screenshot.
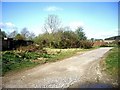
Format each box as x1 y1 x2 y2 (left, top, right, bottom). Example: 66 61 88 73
2 47 118 88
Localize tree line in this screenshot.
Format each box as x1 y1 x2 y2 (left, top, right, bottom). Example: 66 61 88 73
0 27 35 40
34 14 93 49
1 14 93 49
34 27 93 49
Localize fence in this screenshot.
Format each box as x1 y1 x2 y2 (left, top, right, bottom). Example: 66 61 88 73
2 38 33 51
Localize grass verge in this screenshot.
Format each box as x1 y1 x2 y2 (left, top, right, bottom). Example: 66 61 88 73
2 47 97 76
101 47 119 76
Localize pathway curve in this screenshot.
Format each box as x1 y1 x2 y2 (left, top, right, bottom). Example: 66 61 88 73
3 47 117 88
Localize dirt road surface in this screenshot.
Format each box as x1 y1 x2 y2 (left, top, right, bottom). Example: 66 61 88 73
2 47 118 88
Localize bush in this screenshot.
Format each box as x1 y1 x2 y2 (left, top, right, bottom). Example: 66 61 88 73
17 44 43 52
42 53 51 58
80 40 93 49
2 51 23 74
51 41 59 48
100 41 118 47
2 51 43 75
18 52 42 60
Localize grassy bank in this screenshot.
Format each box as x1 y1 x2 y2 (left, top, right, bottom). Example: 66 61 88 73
2 48 95 76
103 47 119 76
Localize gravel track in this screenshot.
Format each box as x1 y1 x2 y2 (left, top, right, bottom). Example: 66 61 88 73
2 47 116 88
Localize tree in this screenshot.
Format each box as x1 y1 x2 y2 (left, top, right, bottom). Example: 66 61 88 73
62 31 78 48
15 33 25 40
75 27 87 40
44 14 61 33
91 38 94 42
28 32 35 40
0 29 7 38
8 30 17 38
21 27 30 39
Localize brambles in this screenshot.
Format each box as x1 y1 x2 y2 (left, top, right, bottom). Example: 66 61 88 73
2 44 47 75
80 40 93 49
16 44 43 52
2 51 24 74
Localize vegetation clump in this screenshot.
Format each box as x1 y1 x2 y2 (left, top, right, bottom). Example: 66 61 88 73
2 44 48 75
16 44 43 52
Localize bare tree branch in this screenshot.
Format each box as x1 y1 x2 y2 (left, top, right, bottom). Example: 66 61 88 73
44 14 61 34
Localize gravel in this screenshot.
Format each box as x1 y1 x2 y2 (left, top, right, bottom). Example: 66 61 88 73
2 47 115 88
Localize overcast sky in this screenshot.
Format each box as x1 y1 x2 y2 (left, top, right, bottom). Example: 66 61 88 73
1 2 118 39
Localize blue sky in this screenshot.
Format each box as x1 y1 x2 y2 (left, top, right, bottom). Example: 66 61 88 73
1 2 118 39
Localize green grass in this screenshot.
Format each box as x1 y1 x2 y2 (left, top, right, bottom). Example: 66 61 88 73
45 49 82 62
2 47 97 76
37 47 99 64
2 51 41 75
104 47 119 76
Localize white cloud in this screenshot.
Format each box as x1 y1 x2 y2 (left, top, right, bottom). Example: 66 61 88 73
85 28 118 39
0 22 44 36
68 21 84 31
0 22 17 30
117 28 120 35
29 25 44 36
65 21 118 39
44 6 63 12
